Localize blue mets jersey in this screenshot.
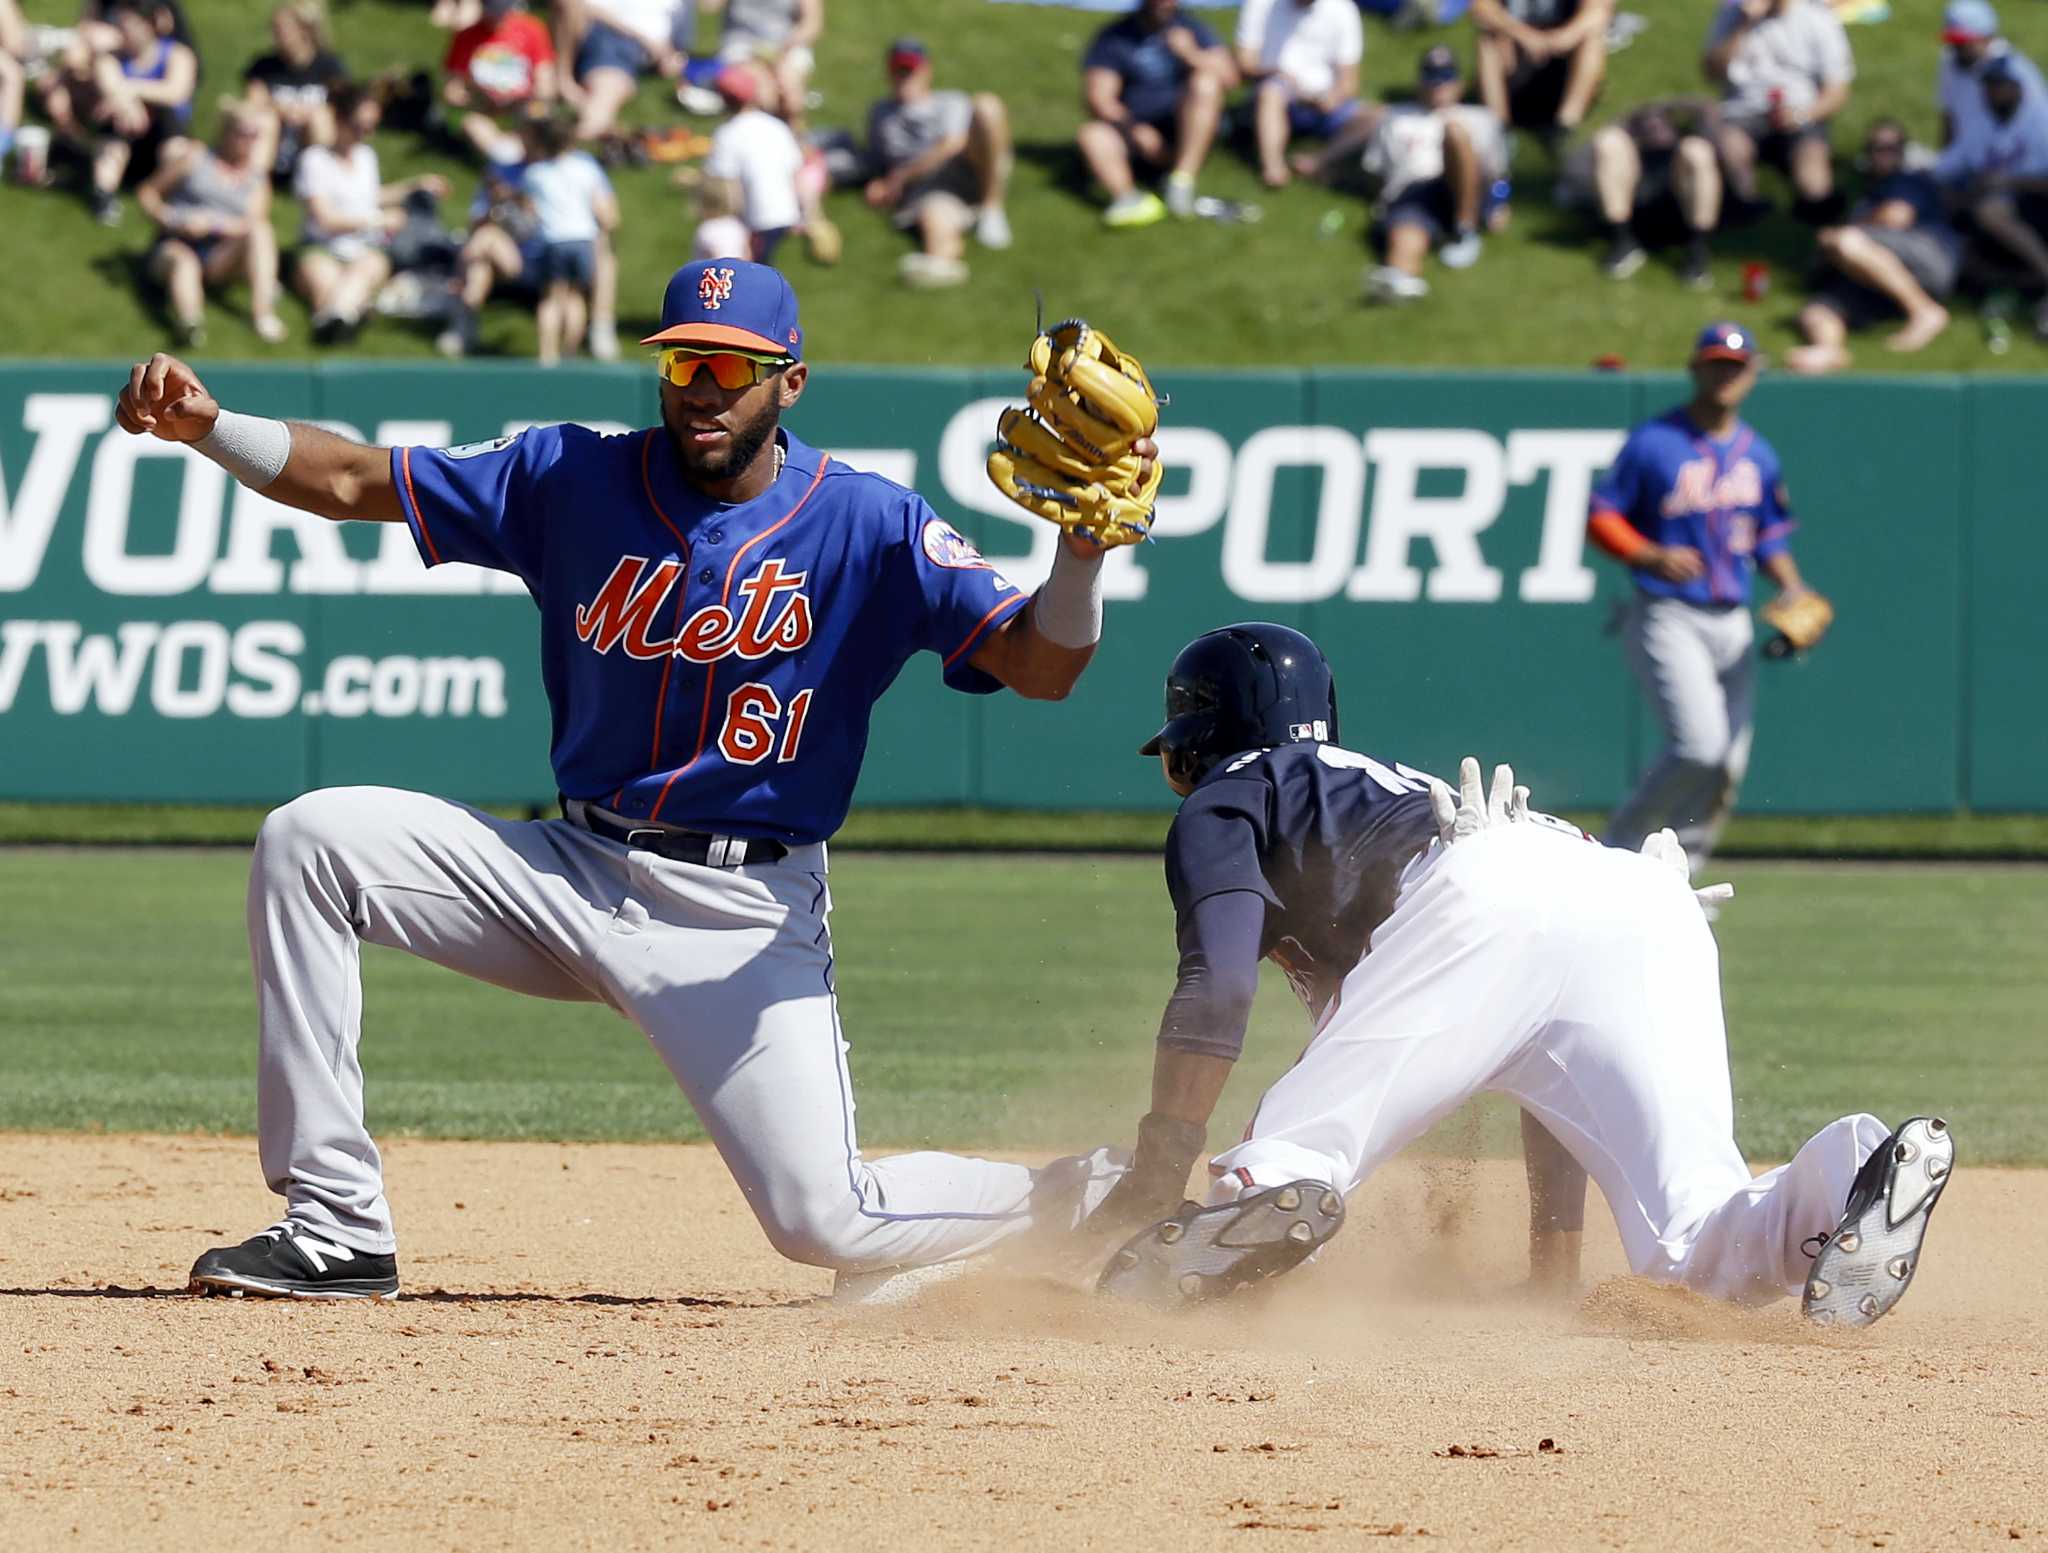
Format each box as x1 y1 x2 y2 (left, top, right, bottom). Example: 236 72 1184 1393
1161 742 1443 1047
1591 409 1797 606
392 424 1027 844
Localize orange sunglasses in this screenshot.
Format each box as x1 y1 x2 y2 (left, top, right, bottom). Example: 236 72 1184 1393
656 348 790 391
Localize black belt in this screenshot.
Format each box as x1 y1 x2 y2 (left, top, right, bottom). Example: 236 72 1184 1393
563 800 787 868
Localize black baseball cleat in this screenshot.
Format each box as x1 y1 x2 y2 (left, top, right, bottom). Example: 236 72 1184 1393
1097 1180 1344 1307
189 1221 399 1301
1802 1116 1954 1329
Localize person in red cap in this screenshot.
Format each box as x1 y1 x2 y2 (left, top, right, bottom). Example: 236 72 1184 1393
863 37 1014 289
701 59 804 263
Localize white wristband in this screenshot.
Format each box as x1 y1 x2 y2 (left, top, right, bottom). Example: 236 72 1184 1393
1031 542 1105 649
193 410 293 490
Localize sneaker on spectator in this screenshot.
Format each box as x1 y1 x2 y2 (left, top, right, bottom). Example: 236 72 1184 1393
254 314 288 345
1440 229 1483 269
899 252 969 290
1680 244 1714 292
677 83 725 117
1164 172 1197 219
1364 265 1429 304
436 300 478 358
588 318 620 362
975 205 1013 251
175 319 206 350
1602 234 1647 280
91 191 121 227
1103 191 1167 229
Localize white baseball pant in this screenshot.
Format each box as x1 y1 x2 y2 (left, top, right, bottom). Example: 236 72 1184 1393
1207 824 1887 1304
1606 594 1758 871
247 785 1084 1271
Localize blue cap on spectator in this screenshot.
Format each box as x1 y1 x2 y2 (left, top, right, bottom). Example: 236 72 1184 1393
1418 45 1461 86
1982 53 2022 85
1942 0 1998 43
641 260 803 359
1692 321 1757 364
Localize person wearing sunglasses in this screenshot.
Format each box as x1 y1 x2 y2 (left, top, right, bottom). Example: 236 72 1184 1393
114 259 1156 1304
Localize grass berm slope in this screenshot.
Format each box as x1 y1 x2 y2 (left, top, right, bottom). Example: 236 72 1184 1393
2 846 2043 1163
6 0 2048 371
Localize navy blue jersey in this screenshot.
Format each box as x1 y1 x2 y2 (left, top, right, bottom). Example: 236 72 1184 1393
1159 742 1441 1054
393 424 1027 844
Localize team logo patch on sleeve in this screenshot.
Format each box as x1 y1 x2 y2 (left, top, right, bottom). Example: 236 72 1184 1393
922 518 1002 575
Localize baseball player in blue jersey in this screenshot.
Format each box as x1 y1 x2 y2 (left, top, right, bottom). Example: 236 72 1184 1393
1590 322 1824 870
1086 624 1951 1329
114 259 1151 1301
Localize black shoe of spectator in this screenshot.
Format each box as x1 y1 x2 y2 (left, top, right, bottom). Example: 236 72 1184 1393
1724 194 1772 229
1602 233 1647 280
90 191 121 227
1680 239 1714 292
311 311 345 347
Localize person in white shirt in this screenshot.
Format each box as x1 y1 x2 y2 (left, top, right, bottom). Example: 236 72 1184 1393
1701 0 1854 223
516 111 619 365
1363 46 1508 303
1936 0 2048 153
292 85 448 343
1232 0 1366 189
567 0 688 143
701 61 802 262
1471 0 1613 143
1938 55 2048 337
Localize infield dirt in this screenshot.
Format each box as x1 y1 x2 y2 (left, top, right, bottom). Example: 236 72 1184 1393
2 1132 2042 1551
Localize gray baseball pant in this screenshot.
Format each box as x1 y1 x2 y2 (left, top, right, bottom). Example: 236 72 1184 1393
246 785 1079 1271
1605 594 1756 870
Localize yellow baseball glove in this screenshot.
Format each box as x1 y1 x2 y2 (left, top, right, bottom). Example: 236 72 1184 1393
1760 589 1836 659
985 319 1163 547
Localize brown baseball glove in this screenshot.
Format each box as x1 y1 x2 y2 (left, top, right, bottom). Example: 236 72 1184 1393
1760 589 1836 659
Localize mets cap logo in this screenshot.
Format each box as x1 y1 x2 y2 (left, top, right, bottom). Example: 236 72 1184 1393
698 267 735 310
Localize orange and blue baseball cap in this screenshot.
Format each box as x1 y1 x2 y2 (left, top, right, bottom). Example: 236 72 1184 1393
640 260 803 359
1691 320 1757 364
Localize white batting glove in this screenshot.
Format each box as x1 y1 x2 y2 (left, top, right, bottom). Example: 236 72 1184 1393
1640 827 1735 912
1428 756 1531 846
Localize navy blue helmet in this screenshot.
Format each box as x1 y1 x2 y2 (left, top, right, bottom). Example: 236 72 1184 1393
1138 623 1340 783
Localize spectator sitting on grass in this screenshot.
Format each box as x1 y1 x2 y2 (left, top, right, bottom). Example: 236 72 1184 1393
565 0 688 144
1232 0 1366 191
136 106 287 347
442 0 557 163
241 2 345 185
437 145 541 356
864 36 1013 291
701 60 802 263
1702 0 1854 225
1471 0 1613 147
1 0 28 174
1362 45 1508 304
1570 97 1724 286
704 0 822 133
1077 0 1237 228
517 109 618 365
1937 1 2046 155
44 1 197 225
1937 54 2048 339
1786 119 1958 373
293 83 449 343
690 168 750 258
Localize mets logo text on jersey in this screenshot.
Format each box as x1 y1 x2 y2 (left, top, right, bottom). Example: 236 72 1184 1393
698 267 735 310
1661 457 1763 519
574 556 814 663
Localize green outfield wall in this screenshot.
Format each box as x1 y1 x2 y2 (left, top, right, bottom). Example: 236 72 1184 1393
0 362 2037 814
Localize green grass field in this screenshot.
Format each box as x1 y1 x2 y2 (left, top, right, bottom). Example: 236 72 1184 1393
2 847 2042 1164
8 0 2048 371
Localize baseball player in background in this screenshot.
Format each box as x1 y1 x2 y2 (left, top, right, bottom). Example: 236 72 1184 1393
1591 322 1822 871
1087 624 1951 1330
114 259 1151 1302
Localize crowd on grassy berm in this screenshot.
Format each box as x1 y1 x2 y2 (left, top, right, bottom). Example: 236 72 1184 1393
4 0 2048 368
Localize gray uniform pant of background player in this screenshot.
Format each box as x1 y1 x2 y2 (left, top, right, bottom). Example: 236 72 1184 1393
1605 594 1756 870
247 785 1104 1271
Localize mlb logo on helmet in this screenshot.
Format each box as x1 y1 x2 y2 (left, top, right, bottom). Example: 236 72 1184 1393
642 259 804 360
